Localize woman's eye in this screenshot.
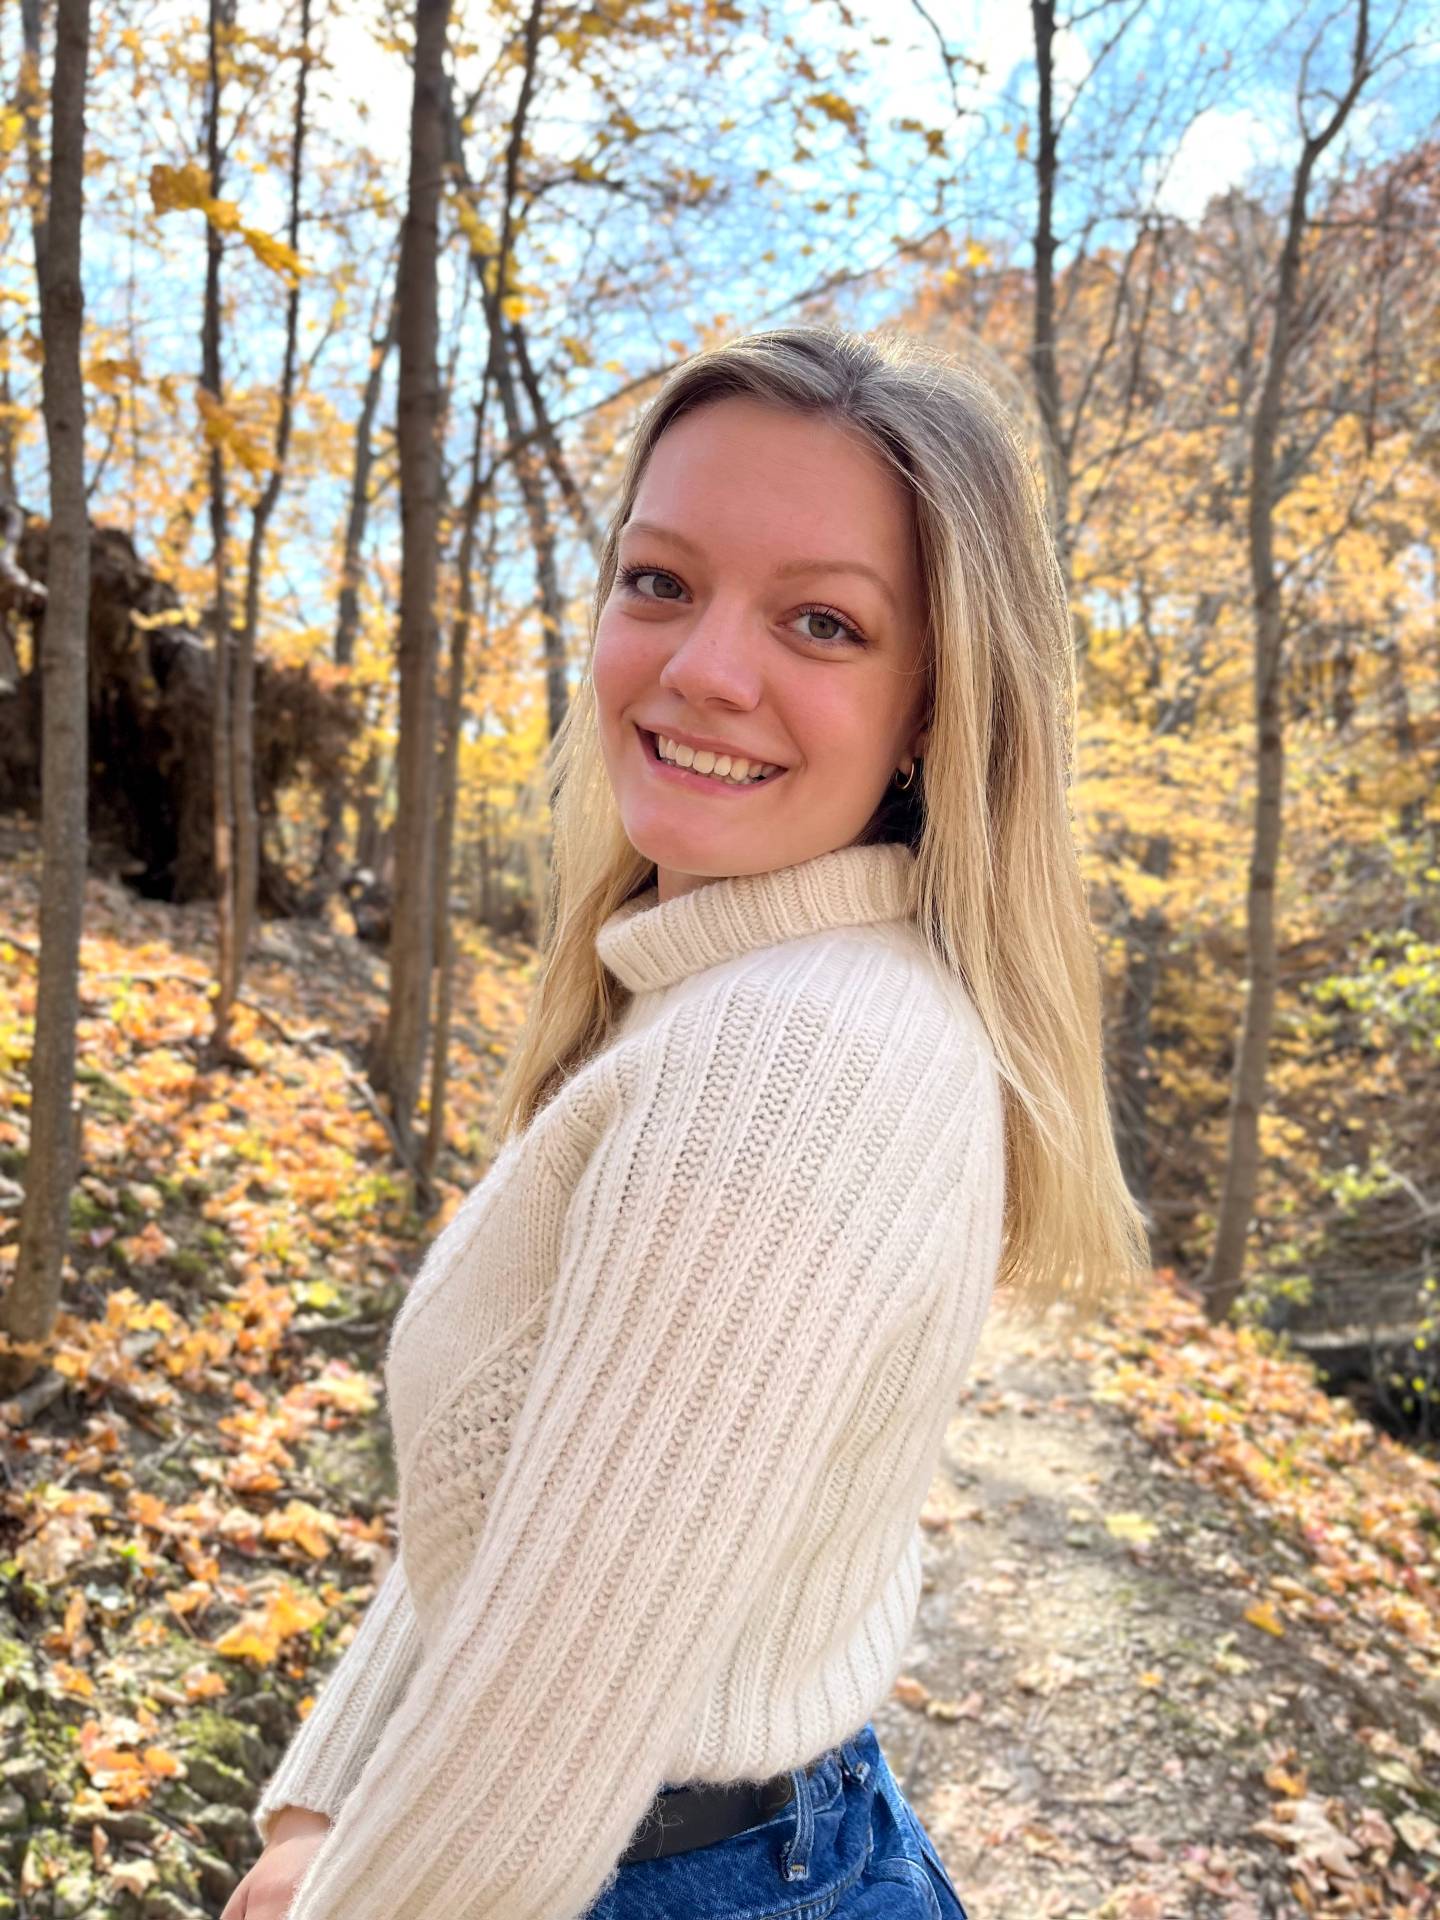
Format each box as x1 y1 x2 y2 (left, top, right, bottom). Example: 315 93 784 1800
621 566 685 602
793 607 864 647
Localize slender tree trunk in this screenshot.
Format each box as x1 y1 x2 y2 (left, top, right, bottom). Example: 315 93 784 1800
445 0 569 743
501 347 566 741
1203 5 1371 1319
335 290 397 672
226 0 311 1011
368 0 447 1161
421 391 493 1190
203 0 238 1057
11 1 46 509
19 0 48 288
2 0 92 1395
316 275 398 881
0 361 16 505
1027 0 1072 594
508 315 601 555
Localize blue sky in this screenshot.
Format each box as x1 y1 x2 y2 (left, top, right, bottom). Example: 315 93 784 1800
5 0 1434 649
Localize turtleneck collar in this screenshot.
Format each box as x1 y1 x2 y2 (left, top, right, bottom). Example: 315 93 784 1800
596 842 918 995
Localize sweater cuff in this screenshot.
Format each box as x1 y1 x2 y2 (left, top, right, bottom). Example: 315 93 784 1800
251 1552 423 1848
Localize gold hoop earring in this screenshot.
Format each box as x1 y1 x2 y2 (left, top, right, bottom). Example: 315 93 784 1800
894 760 917 790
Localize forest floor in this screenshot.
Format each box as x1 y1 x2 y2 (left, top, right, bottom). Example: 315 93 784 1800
883 1301 1440 1918
0 824 1437 1920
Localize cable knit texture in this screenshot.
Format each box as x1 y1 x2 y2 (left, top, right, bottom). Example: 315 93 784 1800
253 840 1006 1920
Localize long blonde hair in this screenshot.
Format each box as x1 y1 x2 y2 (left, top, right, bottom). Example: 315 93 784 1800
489 324 1151 1327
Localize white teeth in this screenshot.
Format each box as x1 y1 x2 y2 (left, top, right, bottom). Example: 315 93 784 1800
654 734 779 784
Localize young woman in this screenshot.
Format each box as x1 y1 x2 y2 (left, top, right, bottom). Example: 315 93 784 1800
233 325 1149 1920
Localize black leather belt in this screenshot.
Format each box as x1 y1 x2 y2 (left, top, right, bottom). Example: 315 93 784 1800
617 1754 827 1866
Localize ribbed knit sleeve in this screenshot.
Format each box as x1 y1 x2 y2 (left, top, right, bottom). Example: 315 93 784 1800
251 1550 422 1848
280 956 1001 1920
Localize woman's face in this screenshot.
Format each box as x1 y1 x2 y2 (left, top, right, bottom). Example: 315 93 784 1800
593 395 930 904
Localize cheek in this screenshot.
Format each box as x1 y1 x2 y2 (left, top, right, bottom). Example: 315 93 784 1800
791 676 895 766
591 609 650 717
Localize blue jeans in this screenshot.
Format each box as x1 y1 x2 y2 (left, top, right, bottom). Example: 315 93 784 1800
587 1721 968 1918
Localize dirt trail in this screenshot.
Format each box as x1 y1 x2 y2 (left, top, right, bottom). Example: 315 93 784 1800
874 1309 1437 1919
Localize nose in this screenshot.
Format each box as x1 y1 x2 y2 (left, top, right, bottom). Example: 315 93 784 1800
656 596 765 710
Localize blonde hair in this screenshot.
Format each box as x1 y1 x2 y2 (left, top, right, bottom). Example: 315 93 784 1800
489 324 1151 1327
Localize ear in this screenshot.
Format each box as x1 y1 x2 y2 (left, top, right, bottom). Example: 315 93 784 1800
909 695 932 764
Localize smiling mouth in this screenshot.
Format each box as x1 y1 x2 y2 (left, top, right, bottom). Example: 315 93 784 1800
637 726 788 790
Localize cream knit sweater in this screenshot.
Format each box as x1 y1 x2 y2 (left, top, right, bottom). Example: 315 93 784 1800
252 840 1005 1920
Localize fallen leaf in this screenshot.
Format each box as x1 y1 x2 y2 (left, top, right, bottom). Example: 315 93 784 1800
1105 1511 1158 1543
1244 1600 1286 1637
1251 1796 1361 1882
893 1674 929 1709
1394 1809 1440 1857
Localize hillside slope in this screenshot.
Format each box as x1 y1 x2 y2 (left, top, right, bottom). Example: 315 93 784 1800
0 833 1435 1919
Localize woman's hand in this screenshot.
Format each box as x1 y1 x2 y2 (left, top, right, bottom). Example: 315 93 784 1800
221 1807 333 1919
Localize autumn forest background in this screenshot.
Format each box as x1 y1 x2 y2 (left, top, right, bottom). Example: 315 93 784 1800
0 0 1438 1914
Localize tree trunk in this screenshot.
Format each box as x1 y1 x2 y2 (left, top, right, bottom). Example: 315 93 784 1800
227 0 311 1017
368 0 447 1161
203 0 238 1057
1111 841 1171 1209
446 0 569 744
19 0 48 289
9 2 46 520
316 272 398 880
336 286 397 674
509 315 601 555
421 392 493 1191
3 0 92 1395
500 326 568 742
1027 0 1072 594
1203 4 1372 1320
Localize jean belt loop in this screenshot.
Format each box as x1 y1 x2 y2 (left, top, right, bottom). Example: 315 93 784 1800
839 1737 870 1786
778 1764 815 1882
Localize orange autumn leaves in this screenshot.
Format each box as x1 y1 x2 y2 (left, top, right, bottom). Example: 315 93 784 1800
58 1584 327 1815
78 1714 184 1809
211 1582 328 1664
0 860 500 1847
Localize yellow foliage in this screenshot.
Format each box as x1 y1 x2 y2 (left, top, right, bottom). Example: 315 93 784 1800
241 225 306 283
808 90 857 130
148 161 241 232
195 387 272 477
212 1582 327 1665
147 161 213 215
454 197 497 257
1244 1600 1286 1637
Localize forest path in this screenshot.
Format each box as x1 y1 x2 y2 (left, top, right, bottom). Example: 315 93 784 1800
874 1307 1436 1919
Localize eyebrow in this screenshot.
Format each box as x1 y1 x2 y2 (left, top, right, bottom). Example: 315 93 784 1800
621 518 899 613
